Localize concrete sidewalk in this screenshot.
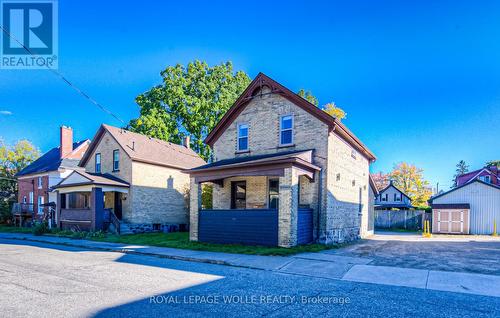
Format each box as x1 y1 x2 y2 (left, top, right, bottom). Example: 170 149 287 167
1 232 499 298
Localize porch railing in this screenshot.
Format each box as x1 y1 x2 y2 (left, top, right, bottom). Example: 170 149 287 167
11 203 34 214
107 209 121 234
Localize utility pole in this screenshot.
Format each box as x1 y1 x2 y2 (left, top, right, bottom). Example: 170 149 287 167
436 182 439 195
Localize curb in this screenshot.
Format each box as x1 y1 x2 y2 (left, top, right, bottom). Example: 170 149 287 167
0 235 233 267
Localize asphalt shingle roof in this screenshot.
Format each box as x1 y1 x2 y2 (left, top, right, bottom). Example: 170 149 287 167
15 141 88 177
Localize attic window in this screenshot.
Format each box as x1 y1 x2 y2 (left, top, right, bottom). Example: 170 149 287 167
351 150 357 159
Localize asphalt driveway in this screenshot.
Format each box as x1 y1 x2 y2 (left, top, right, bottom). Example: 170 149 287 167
327 231 500 275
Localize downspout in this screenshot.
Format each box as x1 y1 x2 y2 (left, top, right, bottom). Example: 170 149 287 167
316 169 323 242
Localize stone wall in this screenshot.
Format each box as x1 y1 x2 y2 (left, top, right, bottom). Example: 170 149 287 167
130 161 190 225
323 132 370 244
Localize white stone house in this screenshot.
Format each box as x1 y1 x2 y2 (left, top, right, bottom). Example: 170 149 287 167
187 73 376 247
53 124 206 233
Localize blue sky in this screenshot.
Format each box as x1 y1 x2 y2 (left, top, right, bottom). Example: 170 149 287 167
1 0 499 189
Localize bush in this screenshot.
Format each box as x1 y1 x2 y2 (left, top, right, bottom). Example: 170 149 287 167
0 201 13 224
32 222 49 236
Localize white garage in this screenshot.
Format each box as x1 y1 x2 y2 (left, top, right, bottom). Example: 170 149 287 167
430 180 500 235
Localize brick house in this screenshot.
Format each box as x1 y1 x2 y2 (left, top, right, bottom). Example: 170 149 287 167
187 73 376 247
52 124 205 234
15 126 90 224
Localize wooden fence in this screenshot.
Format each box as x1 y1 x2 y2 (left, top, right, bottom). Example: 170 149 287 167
375 210 426 230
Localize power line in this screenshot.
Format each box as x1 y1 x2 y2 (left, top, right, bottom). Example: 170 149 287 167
0 25 126 125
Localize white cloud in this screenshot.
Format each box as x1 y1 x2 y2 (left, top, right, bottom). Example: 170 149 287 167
0 111 12 116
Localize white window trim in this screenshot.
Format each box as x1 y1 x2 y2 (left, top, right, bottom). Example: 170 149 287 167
279 114 294 146
237 123 249 151
95 153 101 173
37 196 44 214
29 192 34 211
37 176 43 189
113 149 120 171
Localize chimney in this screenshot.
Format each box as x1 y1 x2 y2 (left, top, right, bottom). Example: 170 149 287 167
60 126 73 158
183 135 190 149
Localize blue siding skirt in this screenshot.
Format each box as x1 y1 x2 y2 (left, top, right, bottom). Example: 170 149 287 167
198 208 314 247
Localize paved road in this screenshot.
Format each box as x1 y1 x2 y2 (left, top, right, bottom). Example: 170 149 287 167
0 239 499 318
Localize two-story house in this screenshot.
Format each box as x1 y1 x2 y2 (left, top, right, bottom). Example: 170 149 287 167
374 180 413 210
456 165 499 186
52 124 205 234
15 126 90 226
187 73 376 247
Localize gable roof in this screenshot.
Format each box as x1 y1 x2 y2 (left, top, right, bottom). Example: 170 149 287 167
16 141 90 177
457 167 499 185
204 72 376 162
369 175 379 195
79 124 206 170
378 182 412 201
429 179 500 202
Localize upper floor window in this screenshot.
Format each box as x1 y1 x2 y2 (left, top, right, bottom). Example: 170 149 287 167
37 196 44 214
37 176 43 189
113 150 120 171
95 153 101 173
394 193 401 201
237 123 248 151
280 115 293 146
480 175 491 183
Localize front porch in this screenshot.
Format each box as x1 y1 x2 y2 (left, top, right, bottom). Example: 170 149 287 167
53 171 129 233
188 150 321 248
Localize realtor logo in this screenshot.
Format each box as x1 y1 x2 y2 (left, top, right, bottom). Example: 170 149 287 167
1 0 58 69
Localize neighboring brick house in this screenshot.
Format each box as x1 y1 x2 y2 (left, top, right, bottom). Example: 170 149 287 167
52 124 205 233
187 73 376 247
15 126 90 223
374 180 413 210
456 165 499 187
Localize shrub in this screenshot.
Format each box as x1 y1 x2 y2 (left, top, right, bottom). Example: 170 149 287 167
0 201 13 224
32 222 49 236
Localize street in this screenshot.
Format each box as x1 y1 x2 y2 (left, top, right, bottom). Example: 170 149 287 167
0 238 499 318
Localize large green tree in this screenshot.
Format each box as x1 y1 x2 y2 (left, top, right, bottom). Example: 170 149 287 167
129 61 250 160
452 160 469 188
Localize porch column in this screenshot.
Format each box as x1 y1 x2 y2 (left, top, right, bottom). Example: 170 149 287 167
91 187 104 231
189 178 202 241
278 167 299 247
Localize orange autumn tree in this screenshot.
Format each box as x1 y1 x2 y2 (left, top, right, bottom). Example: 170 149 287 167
389 162 432 208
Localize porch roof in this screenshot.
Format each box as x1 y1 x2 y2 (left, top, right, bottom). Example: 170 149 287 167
186 149 321 183
52 170 130 190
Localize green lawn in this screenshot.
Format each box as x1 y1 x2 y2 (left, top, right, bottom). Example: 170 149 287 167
91 232 335 256
0 225 33 233
0 224 336 256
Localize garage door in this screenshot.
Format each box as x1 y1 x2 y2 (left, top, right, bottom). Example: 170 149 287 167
433 208 470 234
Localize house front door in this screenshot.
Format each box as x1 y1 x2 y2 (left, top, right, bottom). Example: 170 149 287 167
114 192 122 220
231 181 246 209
